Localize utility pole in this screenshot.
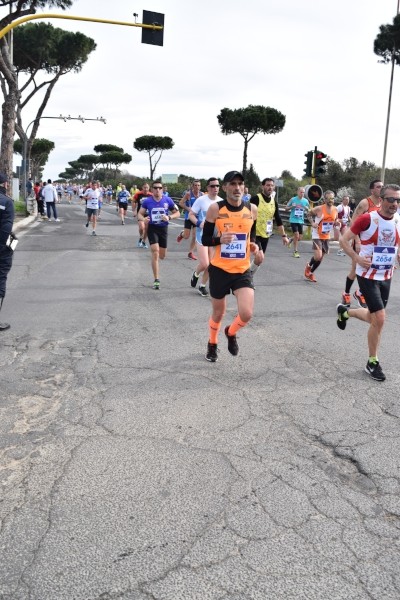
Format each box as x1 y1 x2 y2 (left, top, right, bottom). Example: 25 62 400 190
381 0 400 183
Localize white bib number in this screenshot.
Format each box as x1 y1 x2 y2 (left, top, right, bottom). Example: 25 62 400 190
266 220 273 234
294 207 304 218
321 221 333 234
221 233 246 259
371 245 396 270
151 207 166 223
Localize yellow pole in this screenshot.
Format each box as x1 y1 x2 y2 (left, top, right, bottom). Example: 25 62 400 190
0 13 163 40
311 147 316 185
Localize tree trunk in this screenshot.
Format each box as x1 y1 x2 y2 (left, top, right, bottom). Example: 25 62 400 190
149 153 154 180
152 150 163 180
0 4 37 184
242 137 248 175
0 40 19 184
0 90 18 183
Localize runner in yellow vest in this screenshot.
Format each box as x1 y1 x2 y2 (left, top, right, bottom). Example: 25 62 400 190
250 177 290 274
249 178 289 253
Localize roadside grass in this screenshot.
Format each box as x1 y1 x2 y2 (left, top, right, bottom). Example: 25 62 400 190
14 199 27 215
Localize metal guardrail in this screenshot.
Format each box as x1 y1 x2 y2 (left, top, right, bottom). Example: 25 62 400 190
279 204 291 225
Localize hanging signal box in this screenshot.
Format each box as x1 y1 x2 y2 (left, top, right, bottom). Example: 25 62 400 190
142 10 164 46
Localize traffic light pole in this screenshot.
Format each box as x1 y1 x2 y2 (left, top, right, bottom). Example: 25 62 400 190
0 13 163 41
311 145 317 184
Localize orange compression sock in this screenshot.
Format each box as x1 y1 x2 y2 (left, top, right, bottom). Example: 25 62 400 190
227 315 247 336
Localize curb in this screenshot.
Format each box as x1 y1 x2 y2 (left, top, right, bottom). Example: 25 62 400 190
13 215 36 234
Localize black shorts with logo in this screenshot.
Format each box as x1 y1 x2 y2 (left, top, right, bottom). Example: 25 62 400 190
208 264 254 300
357 276 391 314
147 224 168 248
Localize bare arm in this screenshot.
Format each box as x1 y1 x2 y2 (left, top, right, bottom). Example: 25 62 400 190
341 225 371 269
350 198 368 224
307 205 321 228
137 206 148 222
188 209 199 227
178 192 190 211
168 208 180 220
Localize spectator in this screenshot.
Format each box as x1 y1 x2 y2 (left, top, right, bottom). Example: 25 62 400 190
0 173 15 332
43 179 59 222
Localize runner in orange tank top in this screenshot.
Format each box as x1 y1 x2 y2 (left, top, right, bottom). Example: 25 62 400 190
304 190 338 283
340 179 383 307
201 171 263 362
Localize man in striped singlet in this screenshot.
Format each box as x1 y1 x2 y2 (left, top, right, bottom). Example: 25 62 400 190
341 180 383 307
336 184 400 382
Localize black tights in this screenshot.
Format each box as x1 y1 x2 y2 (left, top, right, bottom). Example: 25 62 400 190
309 257 321 272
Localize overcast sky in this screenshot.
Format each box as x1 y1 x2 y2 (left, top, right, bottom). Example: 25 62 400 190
6 0 400 182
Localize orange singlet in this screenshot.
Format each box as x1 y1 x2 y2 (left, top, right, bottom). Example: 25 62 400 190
366 196 381 213
210 201 254 274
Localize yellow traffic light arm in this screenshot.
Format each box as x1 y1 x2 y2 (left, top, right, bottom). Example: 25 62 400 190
0 13 163 40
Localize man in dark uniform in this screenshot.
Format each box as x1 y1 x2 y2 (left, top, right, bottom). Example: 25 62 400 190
0 173 15 331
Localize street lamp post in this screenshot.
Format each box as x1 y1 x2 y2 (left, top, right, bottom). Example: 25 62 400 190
22 114 106 212
381 0 400 182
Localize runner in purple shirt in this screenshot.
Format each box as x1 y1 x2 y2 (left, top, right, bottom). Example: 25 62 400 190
138 183 180 289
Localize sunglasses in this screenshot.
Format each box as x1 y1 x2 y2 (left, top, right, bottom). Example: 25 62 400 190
382 196 399 203
208 184 220 187
153 186 163 189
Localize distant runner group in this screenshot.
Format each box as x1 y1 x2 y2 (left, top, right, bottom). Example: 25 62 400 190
6 173 400 381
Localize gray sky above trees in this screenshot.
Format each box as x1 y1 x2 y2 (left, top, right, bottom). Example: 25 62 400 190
7 0 400 181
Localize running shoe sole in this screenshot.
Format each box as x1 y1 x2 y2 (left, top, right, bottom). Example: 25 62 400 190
336 303 348 331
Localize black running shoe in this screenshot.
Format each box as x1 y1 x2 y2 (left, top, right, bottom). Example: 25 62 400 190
224 326 239 356
336 303 349 330
198 286 209 298
365 360 386 382
191 271 199 288
206 342 218 362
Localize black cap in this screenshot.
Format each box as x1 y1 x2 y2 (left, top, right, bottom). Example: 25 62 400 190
0 172 7 184
223 171 244 184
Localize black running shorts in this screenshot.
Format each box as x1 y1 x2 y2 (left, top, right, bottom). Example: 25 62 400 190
356 276 391 314
147 224 168 248
208 264 254 299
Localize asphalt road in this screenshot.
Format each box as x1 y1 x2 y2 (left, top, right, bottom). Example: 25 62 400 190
1 199 400 600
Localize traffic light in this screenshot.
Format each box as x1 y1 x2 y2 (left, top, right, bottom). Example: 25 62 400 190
305 184 323 203
303 151 313 177
315 151 327 176
142 10 164 46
